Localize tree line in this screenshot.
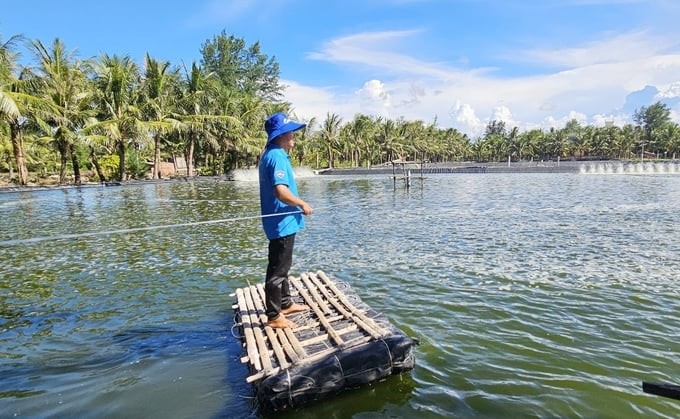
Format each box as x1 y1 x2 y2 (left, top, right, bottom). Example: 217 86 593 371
2 30 679 186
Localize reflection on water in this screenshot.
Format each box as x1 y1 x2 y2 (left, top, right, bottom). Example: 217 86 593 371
1 173 679 418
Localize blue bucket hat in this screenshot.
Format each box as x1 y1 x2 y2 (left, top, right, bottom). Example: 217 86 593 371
265 112 306 144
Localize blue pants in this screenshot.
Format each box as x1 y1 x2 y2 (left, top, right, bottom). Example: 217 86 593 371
265 234 296 320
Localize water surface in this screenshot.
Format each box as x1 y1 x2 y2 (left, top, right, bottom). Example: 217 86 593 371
1 168 678 418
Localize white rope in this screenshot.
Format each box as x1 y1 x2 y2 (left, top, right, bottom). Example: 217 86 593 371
231 321 244 339
0 209 303 246
286 369 293 405
380 338 394 371
334 354 344 378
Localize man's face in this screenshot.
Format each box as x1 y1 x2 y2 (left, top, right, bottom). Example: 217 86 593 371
279 131 296 152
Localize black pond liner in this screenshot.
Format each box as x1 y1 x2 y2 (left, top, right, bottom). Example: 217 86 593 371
233 271 418 412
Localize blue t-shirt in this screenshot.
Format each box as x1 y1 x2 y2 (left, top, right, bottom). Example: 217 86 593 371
258 145 305 240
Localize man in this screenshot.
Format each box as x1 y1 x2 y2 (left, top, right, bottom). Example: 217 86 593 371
259 112 313 329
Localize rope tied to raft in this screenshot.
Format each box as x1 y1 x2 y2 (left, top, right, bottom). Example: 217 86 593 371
335 353 345 378
286 370 293 406
380 338 394 371
230 317 244 339
0 206 334 247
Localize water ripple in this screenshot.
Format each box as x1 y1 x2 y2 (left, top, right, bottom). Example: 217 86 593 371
1 174 679 417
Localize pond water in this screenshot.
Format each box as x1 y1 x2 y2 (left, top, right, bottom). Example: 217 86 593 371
1 167 679 418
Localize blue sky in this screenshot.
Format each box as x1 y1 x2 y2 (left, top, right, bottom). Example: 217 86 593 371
3 0 680 136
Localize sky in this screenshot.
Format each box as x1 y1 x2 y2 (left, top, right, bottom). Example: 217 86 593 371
3 0 680 137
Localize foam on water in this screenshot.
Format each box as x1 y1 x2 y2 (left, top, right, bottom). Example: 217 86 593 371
230 167 317 182
580 161 680 174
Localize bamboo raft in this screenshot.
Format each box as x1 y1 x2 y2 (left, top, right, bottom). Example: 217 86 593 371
232 270 417 411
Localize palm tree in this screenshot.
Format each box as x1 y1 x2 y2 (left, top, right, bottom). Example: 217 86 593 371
546 128 567 160
345 115 374 167
0 34 27 184
175 63 243 175
319 112 342 168
365 117 385 167
601 125 622 159
140 53 182 179
79 121 110 182
620 124 640 160
589 126 608 158
293 115 316 166
521 129 545 161
208 85 254 173
31 38 93 184
575 126 595 159
511 128 534 161
91 53 142 181
175 62 212 176
634 102 671 159
483 133 504 162
470 138 489 162
358 115 379 167
1 34 50 186
658 122 680 160
397 119 426 163
375 118 400 164
0 124 15 182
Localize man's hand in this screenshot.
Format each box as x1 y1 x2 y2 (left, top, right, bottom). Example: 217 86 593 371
300 202 314 216
274 184 313 215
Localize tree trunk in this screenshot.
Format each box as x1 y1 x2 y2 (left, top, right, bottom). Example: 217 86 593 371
186 132 195 177
6 155 14 181
59 141 69 184
89 146 106 182
152 133 161 179
71 144 82 185
326 144 333 168
10 122 28 186
117 140 126 181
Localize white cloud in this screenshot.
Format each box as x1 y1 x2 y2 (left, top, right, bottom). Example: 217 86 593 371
282 79 368 126
355 80 393 117
308 30 479 81
537 111 588 131
281 80 337 121
491 105 516 127
450 101 484 136
288 28 680 137
514 31 673 68
657 81 680 98
671 109 680 123
592 113 629 127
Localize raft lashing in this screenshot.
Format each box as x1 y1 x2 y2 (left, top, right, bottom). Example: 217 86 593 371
232 270 417 412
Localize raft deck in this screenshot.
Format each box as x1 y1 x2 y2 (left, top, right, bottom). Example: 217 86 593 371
232 270 416 411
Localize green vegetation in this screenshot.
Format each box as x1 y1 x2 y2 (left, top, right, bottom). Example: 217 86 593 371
2 31 679 186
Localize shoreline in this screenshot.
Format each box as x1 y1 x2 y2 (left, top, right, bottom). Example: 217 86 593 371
317 160 581 176
2 160 678 193
0 176 229 194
